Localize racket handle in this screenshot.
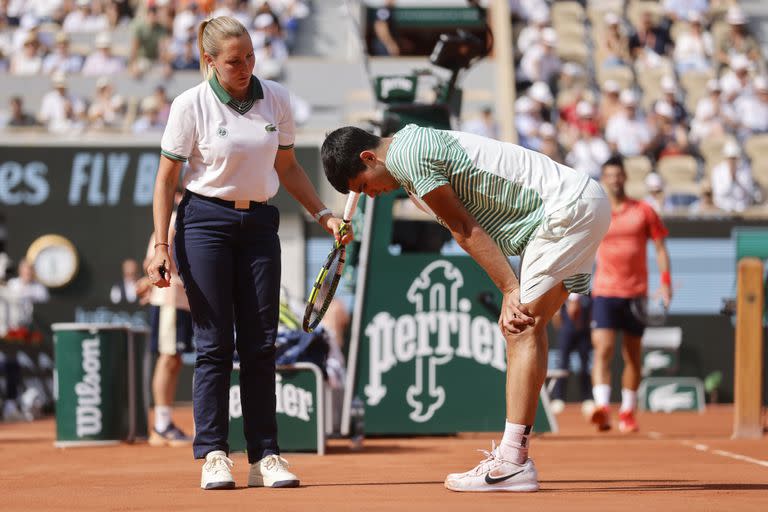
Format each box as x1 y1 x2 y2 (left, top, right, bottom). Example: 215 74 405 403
343 192 360 222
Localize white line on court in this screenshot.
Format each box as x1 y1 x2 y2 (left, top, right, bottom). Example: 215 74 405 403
679 440 768 468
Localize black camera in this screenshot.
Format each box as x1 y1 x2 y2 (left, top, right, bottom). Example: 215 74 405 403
429 30 486 72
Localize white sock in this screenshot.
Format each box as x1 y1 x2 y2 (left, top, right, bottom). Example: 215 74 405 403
592 384 611 407
499 421 531 465
154 405 172 432
620 389 637 412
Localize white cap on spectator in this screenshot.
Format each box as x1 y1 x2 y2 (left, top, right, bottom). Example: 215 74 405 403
727 7 747 25
254 13 274 30
602 79 621 94
754 75 768 92
654 101 674 119
95 32 112 48
661 75 677 93
562 62 584 77
141 95 160 112
76 0 89 7
155 0 170 6
541 27 558 47
706 78 722 92
96 76 111 89
730 54 750 71
531 10 550 24
645 172 664 192
688 11 703 24
576 101 594 118
723 140 741 158
620 89 638 106
539 122 556 138
52 71 67 87
528 82 553 105
604 12 620 26
515 96 536 114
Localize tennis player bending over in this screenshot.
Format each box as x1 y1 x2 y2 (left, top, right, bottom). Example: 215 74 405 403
321 124 611 492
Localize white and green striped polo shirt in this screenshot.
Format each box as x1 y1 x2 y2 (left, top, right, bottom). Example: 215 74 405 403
386 124 590 256
160 75 295 202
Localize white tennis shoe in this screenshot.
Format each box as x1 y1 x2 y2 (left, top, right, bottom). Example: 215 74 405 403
248 454 300 488
200 450 236 490
444 442 539 492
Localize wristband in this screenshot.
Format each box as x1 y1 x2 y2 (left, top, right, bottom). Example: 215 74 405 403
154 242 169 249
660 270 671 286
313 208 332 222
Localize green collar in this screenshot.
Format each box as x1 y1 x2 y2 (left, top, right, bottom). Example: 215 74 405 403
209 74 264 104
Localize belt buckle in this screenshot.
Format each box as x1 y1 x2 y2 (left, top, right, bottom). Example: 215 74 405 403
234 200 250 210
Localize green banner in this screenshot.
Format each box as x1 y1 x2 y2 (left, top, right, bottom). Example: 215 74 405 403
369 8 484 28
347 193 554 434
229 363 325 454
639 377 706 412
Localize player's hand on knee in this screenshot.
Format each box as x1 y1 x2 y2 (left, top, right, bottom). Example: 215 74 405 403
500 288 535 335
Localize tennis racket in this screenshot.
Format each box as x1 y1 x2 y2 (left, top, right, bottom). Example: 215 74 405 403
302 193 360 333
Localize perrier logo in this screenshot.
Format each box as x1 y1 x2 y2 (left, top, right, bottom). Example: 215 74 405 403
364 260 506 423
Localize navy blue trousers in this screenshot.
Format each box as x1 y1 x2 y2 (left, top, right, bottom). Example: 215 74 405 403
552 304 593 402
174 191 281 463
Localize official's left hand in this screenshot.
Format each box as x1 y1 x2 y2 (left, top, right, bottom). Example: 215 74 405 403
323 216 354 245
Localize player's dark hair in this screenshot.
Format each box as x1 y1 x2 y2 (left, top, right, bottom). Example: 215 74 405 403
601 154 625 175
321 126 382 193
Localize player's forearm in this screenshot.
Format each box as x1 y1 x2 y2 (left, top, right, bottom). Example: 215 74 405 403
655 241 671 274
452 224 519 294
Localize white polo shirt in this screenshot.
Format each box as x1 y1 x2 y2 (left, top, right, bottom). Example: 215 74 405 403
160 75 295 202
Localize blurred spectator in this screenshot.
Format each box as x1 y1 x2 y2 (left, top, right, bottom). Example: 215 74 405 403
538 122 564 163
598 79 622 129
688 181 722 216
605 89 652 158
711 141 763 212
461 106 499 139
519 27 561 86
642 172 673 213
508 0 549 23
129 6 171 76
673 11 713 73
268 0 310 52
87 77 125 129
690 79 737 142
252 12 288 62
212 0 252 28
656 75 688 126
527 81 554 123
3 96 38 128
515 96 542 150
132 95 166 134
717 7 761 69
171 36 200 71
152 85 171 125
565 102 611 180
10 31 43 75
629 10 672 61
720 54 754 104
734 75 768 138
62 0 109 33
516 10 549 55
42 32 83 75
598 12 631 67
648 101 691 162
7 258 49 306
662 0 707 23
173 2 203 42
82 32 126 76
558 62 585 91
110 258 141 304
372 0 400 56
37 72 86 134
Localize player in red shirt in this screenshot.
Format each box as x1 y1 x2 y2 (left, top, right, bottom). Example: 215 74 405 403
589 156 672 432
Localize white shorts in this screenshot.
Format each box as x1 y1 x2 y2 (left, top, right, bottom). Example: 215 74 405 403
519 179 611 304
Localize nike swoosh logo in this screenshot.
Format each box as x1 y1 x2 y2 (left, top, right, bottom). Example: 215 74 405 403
484 469 524 485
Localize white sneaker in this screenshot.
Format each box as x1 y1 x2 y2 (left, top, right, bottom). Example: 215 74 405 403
248 454 300 488
200 451 235 490
444 442 539 492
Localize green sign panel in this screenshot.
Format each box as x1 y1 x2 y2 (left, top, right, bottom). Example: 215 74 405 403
346 193 555 435
642 348 679 376
386 8 485 28
52 324 146 446
639 377 705 413
229 363 325 455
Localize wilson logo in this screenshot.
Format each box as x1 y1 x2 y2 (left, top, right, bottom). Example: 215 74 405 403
75 337 102 437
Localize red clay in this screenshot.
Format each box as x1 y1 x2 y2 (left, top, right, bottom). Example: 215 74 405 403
1 404 767 511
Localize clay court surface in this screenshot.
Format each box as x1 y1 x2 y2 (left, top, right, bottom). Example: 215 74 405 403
2 405 767 511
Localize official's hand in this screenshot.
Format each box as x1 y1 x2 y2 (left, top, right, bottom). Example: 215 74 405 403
146 248 171 288
323 216 354 245
500 288 535 335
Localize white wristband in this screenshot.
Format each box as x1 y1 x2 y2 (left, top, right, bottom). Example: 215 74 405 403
313 208 332 222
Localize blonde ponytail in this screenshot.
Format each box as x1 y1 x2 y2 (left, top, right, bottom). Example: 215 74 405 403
197 16 249 80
